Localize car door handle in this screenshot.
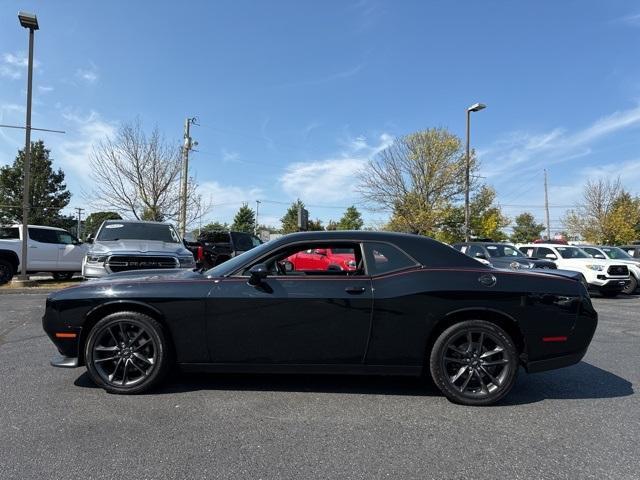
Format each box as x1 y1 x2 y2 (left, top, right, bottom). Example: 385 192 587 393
345 286 366 294
29 245 37 249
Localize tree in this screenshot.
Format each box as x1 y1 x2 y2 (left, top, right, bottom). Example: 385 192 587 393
200 221 230 233
0 140 71 225
359 128 478 235
510 212 546 243
336 206 364 230
428 186 509 243
280 199 305 234
308 219 324 231
87 119 207 226
231 203 256 233
563 177 639 244
84 211 122 238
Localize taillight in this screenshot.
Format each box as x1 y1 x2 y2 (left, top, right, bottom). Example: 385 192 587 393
197 246 204 261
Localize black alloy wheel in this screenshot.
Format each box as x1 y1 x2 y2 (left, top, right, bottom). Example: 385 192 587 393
0 259 14 285
430 320 518 406
85 311 170 394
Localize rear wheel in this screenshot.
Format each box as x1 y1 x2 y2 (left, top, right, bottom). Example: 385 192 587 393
622 275 638 295
52 272 74 281
0 259 14 285
84 311 170 394
430 320 519 406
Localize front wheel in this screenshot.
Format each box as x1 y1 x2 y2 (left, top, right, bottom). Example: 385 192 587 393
622 276 638 295
84 311 170 394
0 259 14 285
430 320 519 406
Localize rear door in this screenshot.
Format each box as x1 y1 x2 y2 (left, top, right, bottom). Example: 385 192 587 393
26 228 60 271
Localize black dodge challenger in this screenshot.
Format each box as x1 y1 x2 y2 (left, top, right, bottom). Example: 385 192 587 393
43 231 598 406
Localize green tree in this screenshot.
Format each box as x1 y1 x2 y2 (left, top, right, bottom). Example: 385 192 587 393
201 221 230 233
0 140 71 224
336 206 364 230
360 128 477 235
84 211 122 239
231 203 256 233
141 206 165 222
510 212 545 243
325 220 338 231
308 219 324 231
280 199 306 234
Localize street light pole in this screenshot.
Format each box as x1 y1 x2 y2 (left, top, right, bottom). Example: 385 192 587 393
18 12 39 282
464 102 486 242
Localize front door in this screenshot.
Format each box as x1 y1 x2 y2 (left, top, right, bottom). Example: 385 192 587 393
206 242 372 365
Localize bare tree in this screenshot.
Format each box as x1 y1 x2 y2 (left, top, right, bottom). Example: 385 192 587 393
87 119 207 226
357 128 478 234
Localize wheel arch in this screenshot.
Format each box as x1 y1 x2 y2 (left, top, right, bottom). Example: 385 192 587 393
79 300 171 365
0 250 20 272
426 307 527 363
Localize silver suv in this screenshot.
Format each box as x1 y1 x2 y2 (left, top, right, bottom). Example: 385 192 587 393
82 220 196 279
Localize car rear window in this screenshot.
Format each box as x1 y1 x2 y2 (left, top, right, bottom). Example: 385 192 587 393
364 242 418 276
0 227 19 239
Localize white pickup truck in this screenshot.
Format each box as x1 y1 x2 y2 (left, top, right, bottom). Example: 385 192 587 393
0 224 89 284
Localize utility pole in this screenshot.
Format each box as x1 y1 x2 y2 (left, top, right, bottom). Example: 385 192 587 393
75 207 85 239
544 169 551 240
179 117 198 237
255 200 261 235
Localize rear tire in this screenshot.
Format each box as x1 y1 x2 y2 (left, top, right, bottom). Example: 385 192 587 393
0 259 14 285
622 275 638 295
430 320 519 406
84 311 170 394
52 272 74 281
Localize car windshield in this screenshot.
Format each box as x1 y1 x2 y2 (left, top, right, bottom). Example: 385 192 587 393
602 247 634 260
97 223 181 243
206 241 273 277
556 246 589 259
484 244 525 258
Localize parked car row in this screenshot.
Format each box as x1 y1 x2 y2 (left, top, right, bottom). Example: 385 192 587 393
452 240 639 297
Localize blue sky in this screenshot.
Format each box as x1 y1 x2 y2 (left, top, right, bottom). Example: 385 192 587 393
1 0 640 232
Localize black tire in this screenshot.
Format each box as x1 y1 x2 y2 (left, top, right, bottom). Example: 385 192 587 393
327 264 342 271
0 259 14 285
600 290 619 298
429 320 519 406
84 311 170 394
52 272 74 281
622 275 638 295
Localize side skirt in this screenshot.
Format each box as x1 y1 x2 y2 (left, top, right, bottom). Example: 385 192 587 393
177 363 423 376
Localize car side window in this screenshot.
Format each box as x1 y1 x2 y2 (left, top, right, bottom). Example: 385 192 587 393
0 227 19 239
536 247 556 259
55 231 76 245
28 228 58 244
467 245 485 258
583 247 602 258
363 242 417 276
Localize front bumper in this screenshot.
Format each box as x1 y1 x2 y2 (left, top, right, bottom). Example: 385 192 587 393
50 355 79 368
588 278 628 291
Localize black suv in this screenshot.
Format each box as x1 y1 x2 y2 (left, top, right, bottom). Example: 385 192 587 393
186 230 262 269
452 242 557 270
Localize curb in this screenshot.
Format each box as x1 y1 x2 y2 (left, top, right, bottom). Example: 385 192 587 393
0 288 60 295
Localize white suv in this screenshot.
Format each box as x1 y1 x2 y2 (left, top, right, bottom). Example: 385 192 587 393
518 243 630 297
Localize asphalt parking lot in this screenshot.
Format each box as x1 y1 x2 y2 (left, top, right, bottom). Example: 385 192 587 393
0 293 638 480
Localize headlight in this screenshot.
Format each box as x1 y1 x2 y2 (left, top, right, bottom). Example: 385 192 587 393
86 254 107 264
179 256 195 267
585 264 605 271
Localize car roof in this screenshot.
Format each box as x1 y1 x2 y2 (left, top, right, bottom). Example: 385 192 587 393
6 224 66 231
102 220 170 226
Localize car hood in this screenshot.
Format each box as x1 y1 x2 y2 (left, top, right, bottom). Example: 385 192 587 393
89 240 192 256
88 268 203 283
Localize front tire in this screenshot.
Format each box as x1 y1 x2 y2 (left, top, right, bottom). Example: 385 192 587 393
84 311 170 394
430 320 519 406
0 259 14 285
622 275 638 295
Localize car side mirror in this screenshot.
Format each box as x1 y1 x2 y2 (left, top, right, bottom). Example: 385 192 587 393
314 248 327 256
545 253 557 260
86 235 94 244
475 252 487 260
595 254 606 259
248 263 269 286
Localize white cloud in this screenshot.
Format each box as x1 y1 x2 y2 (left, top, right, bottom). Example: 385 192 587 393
279 133 393 203
198 181 263 224
75 63 99 84
56 110 116 177
0 52 39 79
617 12 640 27
481 103 640 178
37 85 54 93
221 148 240 163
